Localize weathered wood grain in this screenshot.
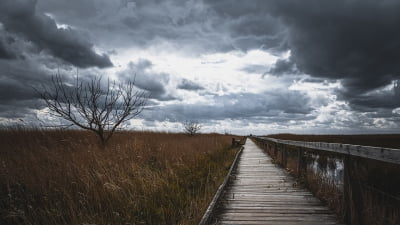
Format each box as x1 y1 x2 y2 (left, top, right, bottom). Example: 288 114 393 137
212 139 340 225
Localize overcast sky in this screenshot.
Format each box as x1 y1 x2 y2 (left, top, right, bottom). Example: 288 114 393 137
1 0 400 135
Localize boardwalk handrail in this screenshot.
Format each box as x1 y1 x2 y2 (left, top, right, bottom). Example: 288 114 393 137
198 145 244 225
252 136 400 225
257 136 400 164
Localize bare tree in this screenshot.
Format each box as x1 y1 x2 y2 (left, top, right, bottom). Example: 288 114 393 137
183 120 202 136
38 74 147 146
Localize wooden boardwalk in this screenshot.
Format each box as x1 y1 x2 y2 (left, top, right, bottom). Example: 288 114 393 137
213 139 340 225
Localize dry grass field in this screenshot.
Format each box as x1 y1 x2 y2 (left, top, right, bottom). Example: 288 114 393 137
0 127 239 225
267 133 400 149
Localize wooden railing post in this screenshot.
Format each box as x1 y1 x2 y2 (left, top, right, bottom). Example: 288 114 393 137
231 138 236 148
283 146 287 168
343 155 363 225
268 141 271 154
297 147 303 177
279 144 287 168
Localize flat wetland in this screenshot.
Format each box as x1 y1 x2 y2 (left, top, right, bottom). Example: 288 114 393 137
0 128 239 225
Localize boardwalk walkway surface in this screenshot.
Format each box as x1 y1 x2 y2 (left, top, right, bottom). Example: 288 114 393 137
213 139 340 225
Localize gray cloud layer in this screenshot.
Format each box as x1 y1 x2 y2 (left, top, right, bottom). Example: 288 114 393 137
0 0 113 68
177 79 204 91
143 90 313 125
119 59 175 101
1 0 400 132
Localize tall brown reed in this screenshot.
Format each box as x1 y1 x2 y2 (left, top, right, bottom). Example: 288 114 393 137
0 127 238 225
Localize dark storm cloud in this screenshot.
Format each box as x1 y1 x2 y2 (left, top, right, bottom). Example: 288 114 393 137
0 58 52 119
204 1 287 53
265 0 400 111
35 0 228 53
177 79 204 91
119 59 175 101
0 36 17 59
0 43 108 121
0 77 37 102
35 0 289 54
0 0 113 68
270 1 400 95
241 60 297 77
339 81 400 110
205 0 400 110
0 100 42 119
268 59 298 76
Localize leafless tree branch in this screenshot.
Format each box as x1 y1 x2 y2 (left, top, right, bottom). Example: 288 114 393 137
37 74 148 146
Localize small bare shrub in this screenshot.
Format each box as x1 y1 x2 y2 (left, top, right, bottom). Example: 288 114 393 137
183 120 202 136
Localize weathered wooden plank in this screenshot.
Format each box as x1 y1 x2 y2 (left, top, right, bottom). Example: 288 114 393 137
221 209 332 214
219 221 339 225
209 139 340 225
221 207 332 212
219 214 338 220
224 190 312 194
221 201 324 206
